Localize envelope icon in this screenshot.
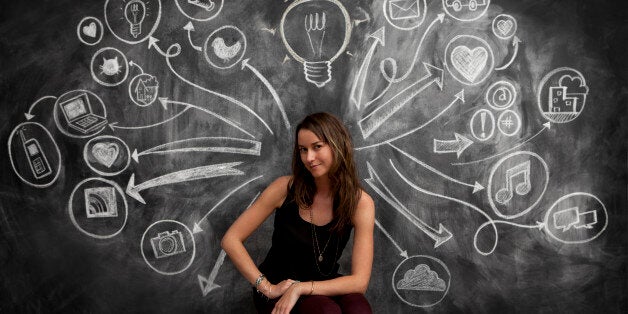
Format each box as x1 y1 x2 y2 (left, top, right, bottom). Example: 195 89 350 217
389 0 421 20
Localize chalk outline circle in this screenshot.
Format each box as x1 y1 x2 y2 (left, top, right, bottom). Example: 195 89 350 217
68 177 129 239
485 80 516 110
76 16 104 46
497 109 521 136
83 135 131 177
442 0 491 22
8 122 62 188
536 67 587 124
543 192 608 244
487 151 549 220
203 25 247 69
53 89 108 139
444 35 495 86
383 0 427 31
392 255 451 308
127 73 159 107
491 14 517 40
470 108 495 141
90 47 130 87
104 0 162 45
174 0 223 22
140 219 197 275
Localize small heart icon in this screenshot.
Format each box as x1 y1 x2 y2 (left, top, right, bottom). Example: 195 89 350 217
496 20 514 36
92 142 119 168
83 22 97 38
451 45 488 83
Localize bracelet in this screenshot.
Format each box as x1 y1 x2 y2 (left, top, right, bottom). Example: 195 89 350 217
309 280 314 295
254 274 265 292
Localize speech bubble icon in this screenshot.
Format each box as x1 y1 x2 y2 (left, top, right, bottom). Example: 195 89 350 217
575 210 598 229
553 207 580 232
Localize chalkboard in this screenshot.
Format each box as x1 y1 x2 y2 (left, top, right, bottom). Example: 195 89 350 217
1 0 627 312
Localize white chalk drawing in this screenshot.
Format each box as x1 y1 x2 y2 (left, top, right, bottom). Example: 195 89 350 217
241 58 291 130
68 177 129 239
497 109 521 137
193 175 263 233
8 122 62 188
24 96 57 120
495 36 522 71
108 107 191 131
365 162 453 248
52 90 108 139
83 135 131 176
104 0 161 44
359 63 443 138
349 27 385 109
141 220 196 275
485 80 517 110
383 0 427 31
392 255 450 307
469 109 495 141
126 162 246 204
91 47 129 87
543 192 607 244
442 0 490 22
148 37 181 58
128 73 159 107
445 35 494 85
433 133 473 158
492 14 517 39
203 25 247 69
183 22 202 52
198 249 227 296
374 219 409 259
487 151 549 220
537 67 588 123
280 0 351 87
132 137 261 163
77 16 103 46
175 0 223 22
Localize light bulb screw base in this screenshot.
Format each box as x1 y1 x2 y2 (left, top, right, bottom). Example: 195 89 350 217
303 61 331 88
130 24 141 38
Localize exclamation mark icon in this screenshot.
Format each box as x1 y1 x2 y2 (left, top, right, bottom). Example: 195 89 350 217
480 111 486 138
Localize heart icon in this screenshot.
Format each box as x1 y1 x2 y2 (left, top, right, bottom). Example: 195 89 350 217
496 20 514 36
82 22 97 38
92 142 119 168
450 45 488 83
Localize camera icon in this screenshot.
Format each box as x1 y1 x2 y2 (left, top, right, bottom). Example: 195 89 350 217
150 230 186 259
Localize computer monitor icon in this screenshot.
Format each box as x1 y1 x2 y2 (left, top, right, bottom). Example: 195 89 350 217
59 93 107 134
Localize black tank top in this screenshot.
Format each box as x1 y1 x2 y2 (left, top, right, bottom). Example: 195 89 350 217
258 191 352 283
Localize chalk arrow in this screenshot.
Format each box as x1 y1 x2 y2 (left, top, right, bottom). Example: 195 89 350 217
261 27 276 35
129 60 144 74
365 162 453 248
126 162 245 204
132 137 261 164
374 219 408 259
198 250 227 296
107 106 192 132
148 37 181 58
434 133 473 158
353 17 370 26
183 22 202 52
241 58 290 130
25 96 57 120
350 27 385 109
496 36 522 71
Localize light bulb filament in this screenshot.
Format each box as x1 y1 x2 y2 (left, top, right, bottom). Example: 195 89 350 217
304 12 326 57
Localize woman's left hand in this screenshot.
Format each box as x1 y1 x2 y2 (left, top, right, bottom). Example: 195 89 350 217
271 281 303 314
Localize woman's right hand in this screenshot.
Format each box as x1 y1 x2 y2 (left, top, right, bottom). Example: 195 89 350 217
265 279 298 299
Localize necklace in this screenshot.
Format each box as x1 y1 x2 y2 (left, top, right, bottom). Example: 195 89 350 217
309 208 332 262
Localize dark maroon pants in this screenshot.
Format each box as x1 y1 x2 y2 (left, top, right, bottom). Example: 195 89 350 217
253 290 372 314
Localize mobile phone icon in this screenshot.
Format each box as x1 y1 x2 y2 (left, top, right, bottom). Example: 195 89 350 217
19 129 52 179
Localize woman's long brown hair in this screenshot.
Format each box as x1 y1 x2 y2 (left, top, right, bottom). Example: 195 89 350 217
290 112 362 233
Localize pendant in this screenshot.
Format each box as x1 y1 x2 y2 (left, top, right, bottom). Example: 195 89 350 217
318 254 323 262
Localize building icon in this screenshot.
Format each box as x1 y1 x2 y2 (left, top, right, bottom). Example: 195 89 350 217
135 76 159 105
548 86 578 113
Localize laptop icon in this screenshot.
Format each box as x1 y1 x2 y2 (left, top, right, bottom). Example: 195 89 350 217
60 93 108 134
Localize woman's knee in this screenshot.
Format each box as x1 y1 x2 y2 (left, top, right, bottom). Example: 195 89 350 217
337 293 372 314
297 295 341 314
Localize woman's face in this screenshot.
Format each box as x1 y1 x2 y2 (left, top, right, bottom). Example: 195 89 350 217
297 129 334 179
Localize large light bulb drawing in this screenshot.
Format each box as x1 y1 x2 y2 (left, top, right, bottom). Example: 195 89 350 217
280 0 351 88
124 0 146 38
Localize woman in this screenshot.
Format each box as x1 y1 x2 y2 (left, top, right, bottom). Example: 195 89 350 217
221 112 375 313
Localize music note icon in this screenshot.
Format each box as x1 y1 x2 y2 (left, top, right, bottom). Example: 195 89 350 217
495 160 531 205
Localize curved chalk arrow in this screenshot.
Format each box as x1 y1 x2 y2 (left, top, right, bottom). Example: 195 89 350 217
132 137 261 163
495 36 522 71
183 21 202 52
198 249 227 296
148 37 181 58
126 162 245 204
25 96 57 120
434 133 473 158
365 162 453 248
374 219 408 259
129 60 145 74
108 107 192 131
241 58 290 130
349 27 385 109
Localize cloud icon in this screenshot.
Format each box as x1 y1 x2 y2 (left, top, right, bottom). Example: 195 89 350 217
559 75 589 94
396 264 446 292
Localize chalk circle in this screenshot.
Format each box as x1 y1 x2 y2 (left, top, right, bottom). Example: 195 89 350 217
128 73 159 107
68 177 128 239
77 16 104 46
83 135 130 177
8 122 62 188
492 14 517 39
543 192 607 244
487 151 549 220
444 35 495 86
175 0 223 22
392 255 451 308
104 0 162 45
536 67 588 124
91 47 129 87
497 110 521 137
53 89 108 139
383 0 427 31
141 220 196 275
485 80 517 110
203 25 247 70
470 108 495 141
442 0 491 22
